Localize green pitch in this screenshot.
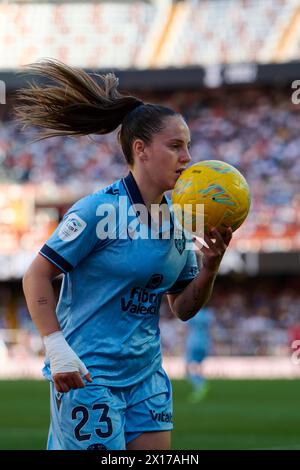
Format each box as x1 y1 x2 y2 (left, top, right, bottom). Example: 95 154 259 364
0 379 299 450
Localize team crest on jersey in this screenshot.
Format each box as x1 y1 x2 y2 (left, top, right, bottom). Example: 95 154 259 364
58 213 87 242
174 232 186 255
145 274 164 289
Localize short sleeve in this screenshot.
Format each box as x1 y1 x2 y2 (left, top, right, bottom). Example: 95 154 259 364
166 248 199 294
39 193 116 273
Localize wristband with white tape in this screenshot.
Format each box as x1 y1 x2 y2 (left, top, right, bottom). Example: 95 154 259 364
43 331 89 377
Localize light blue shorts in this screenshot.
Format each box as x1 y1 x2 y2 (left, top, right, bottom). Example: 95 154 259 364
47 366 173 450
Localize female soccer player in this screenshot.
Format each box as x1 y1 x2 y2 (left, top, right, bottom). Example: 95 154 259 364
16 60 232 450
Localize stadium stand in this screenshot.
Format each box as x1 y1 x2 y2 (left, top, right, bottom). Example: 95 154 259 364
157 0 300 67
160 275 300 357
1 0 300 70
0 0 161 69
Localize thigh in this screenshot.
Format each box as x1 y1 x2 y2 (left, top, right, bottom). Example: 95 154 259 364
48 381 126 450
127 430 171 450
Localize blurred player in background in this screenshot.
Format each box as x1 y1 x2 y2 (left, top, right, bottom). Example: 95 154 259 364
16 59 231 450
186 306 213 403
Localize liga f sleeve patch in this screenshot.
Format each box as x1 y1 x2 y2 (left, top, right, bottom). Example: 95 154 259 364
58 213 87 242
40 194 106 270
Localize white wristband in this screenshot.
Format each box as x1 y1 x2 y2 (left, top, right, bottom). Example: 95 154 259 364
43 331 89 377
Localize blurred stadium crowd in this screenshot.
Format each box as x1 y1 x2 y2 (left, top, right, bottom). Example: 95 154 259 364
161 275 300 358
1 0 300 69
1 276 299 360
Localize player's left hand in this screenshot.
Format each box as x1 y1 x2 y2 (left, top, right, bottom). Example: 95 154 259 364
193 227 232 274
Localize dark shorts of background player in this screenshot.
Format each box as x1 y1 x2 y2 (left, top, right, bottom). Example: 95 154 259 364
47 366 173 450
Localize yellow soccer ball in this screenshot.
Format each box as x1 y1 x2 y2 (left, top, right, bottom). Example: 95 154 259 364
172 160 251 234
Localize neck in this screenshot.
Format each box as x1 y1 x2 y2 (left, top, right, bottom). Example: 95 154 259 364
130 168 164 210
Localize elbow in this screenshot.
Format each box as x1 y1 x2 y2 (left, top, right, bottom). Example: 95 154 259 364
170 299 195 322
177 314 189 323
174 302 208 322
179 313 194 322
173 308 195 322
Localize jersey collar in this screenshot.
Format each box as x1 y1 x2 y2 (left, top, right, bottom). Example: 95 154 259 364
122 171 174 232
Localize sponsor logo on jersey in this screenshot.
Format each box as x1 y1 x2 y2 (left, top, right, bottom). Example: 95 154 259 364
145 274 164 289
149 410 173 423
58 213 87 241
121 286 161 315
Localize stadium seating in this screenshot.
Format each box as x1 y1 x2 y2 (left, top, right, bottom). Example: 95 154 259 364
0 1 158 69
1 0 300 69
157 0 300 67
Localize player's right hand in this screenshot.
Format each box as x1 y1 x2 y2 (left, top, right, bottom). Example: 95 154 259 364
43 330 93 392
53 371 92 393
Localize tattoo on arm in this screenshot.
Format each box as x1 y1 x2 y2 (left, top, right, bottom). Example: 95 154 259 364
37 297 48 305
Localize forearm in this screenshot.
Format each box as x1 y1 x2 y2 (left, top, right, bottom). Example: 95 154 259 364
172 267 217 321
23 270 60 337
22 257 91 392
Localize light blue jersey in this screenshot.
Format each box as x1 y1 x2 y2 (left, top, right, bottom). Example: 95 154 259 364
40 172 199 387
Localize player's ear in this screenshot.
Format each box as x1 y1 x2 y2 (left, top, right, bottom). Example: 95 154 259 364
132 139 148 162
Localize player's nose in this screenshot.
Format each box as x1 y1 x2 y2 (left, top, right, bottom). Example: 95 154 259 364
180 148 191 164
